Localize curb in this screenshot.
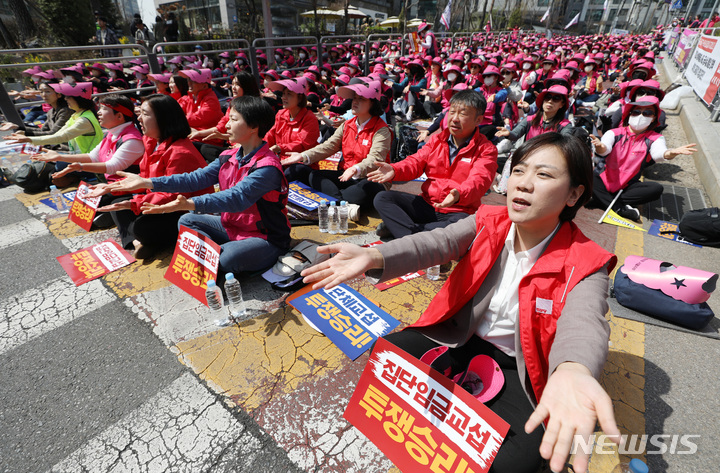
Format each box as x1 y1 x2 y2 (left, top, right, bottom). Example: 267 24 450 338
660 56 720 207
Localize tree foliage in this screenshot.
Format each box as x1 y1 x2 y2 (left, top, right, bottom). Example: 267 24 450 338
35 0 96 46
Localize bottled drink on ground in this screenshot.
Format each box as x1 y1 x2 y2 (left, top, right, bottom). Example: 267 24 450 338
339 201 348 234
224 272 246 320
328 201 338 234
427 265 440 280
49 185 68 212
205 280 225 315
611 459 649 473
318 199 328 232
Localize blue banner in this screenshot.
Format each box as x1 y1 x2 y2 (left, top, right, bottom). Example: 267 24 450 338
648 219 701 247
288 180 335 211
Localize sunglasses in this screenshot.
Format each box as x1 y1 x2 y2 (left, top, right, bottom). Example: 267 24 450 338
544 94 564 103
630 109 656 117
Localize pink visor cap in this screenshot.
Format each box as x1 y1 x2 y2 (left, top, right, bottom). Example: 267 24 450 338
130 64 150 75
49 82 93 100
337 80 382 100
148 72 173 83
179 68 213 83
22 65 43 76
267 76 310 94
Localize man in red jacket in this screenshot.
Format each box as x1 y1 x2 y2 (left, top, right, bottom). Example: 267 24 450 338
368 90 498 238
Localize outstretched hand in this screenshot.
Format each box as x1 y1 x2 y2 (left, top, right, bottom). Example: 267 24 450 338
524 362 621 473
367 162 395 183
301 243 384 290
433 189 459 209
141 195 194 214
105 171 153 194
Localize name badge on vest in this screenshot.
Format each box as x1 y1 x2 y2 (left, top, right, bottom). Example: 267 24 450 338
536 297 553 315
293 128 300 132
362 139 369 145
461 157 471 163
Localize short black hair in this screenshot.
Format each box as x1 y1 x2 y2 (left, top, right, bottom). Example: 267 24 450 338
369 98 384 117
510 132 593 222
72 96 98 116
449 89 487 116
145 94 191 142
231 96 275 138
233 71 260 97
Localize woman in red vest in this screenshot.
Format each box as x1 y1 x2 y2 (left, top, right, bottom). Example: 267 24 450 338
283 79 391 222
301 132 621 473
101 96 290 276
591 97 696 221
264 76 320 161
93 94 211 260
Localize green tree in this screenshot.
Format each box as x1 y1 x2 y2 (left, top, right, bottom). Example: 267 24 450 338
508 6 523 28
36 0 96 45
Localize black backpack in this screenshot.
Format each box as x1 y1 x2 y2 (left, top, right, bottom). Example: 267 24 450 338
675 208 720 247
5 161 55 194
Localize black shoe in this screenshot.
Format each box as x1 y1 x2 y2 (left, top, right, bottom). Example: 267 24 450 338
133 243 158 260
376 222 392 239
92 212 115 229
615 204 641 222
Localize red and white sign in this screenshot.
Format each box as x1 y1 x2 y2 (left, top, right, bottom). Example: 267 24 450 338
68 181 101 231
685 34 720 105
57 239 135 285
344 338 509 473
362 241 429 290
164 225 221 305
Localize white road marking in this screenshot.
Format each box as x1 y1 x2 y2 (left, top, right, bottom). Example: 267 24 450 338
0 277 115 356
0 218 48 250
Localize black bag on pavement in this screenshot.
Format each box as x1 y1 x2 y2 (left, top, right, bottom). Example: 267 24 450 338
676 207 720 247
7 161 55 194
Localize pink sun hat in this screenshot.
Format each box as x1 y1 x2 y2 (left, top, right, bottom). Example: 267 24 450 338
22 65 43 76
49 82 93 100
148 72 173 83
35 70 56 80
130 64 150 75
336 79 382 100
267 76 310 94
179 68 213 83
103 62 124 72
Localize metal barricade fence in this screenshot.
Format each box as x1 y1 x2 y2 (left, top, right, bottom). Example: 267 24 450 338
320 35 369 75
367 33 405 72
0 43 152 127
251 36 320 86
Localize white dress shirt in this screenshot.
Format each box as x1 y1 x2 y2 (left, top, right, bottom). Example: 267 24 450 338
475 223 559 356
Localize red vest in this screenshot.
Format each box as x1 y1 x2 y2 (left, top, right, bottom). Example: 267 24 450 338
96 124 142 182
340 116 390 170
526 116 571 140
411 206 616 402
479 84 502 125
600 126 661 193
217 144 291 247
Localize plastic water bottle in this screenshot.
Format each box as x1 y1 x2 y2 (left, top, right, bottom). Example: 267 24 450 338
205 279 225 315
224 272 246 320
318 199 329 233
339 201 349 234
49 185 68 212
328 201 338 234
611 459 649 473
427 265 440 280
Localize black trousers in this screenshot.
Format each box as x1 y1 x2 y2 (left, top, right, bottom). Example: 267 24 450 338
284 163 314 184
307 169 385 209
373 190 471 238
383 329 544 473
591 174 663 209
109 195 182 250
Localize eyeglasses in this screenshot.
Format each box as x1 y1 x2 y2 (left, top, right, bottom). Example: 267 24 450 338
544 94 564 103
630 109 656 117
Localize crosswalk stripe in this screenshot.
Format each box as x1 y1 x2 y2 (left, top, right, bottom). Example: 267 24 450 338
0 218 49 250
0 277 115 356
46 373 252 473
0 185 22 202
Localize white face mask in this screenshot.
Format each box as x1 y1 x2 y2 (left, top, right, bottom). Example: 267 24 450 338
135 72 143 79
391 46 396 51
321 70 328 77
592 49 598 54
464 55 471 61
447 72 458 81
299 53 306 59
484 76 495 86
63 75 75 84
523 63 532 70
221 59 227 64
169 64 177 72
628 114 654 131
109 70 117 78
238 59 245 65
615 50 621 55
584 66 594 73
275 55 281 61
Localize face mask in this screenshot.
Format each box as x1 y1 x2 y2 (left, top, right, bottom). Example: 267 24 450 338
299 53 306 59
464 55 471 61
135 72 143 79
447 72 458 81
584 66 594 73
275 55 281 61
391 46 396 51
615 50 621 55
523 63 531 70
604 53 610 58
169 64 177 72
221 59 227 64
109 70 117 78
592 49 598 54
322 70 328 77
628 114 653 131
63 75 75 84
484 76 495 86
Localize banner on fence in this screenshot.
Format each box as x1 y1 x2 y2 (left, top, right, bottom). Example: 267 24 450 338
685 34 720 105
674 28 699 67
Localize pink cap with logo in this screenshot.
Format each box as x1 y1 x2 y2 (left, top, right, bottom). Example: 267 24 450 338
49 82 93 100
267 76 310 94
337 80 382 100
179 68 213 83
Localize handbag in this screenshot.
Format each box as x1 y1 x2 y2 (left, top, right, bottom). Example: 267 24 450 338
613 255 717 330
7 160 55 194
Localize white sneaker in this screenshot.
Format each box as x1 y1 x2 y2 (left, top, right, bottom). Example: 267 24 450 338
347 203 361 222
405 109 413 121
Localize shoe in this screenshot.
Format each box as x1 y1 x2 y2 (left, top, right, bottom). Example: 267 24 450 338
616 204 641 222
405 109 413 122
133 242 158 260
347 203 361 222
92 212 115 229
375 222 392 238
